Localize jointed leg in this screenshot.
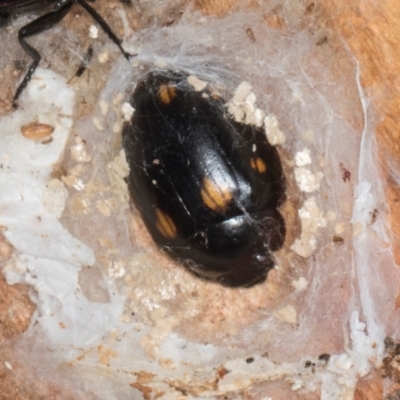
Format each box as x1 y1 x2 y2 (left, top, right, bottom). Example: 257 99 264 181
77 0 131 61
13 1 74 107
75 45 94 77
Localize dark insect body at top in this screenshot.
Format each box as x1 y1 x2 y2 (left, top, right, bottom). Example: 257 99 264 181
122 71 286 288
0 0 132 108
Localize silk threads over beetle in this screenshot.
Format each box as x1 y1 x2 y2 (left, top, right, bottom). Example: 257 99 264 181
122 71 286 288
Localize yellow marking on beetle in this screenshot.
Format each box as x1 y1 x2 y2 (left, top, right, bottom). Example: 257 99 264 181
158 84 177 105
250 157 267 173
200 177 233 212
155 208 177 238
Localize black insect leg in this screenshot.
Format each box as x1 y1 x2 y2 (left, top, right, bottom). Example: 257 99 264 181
0 11 11 28
75 45 94 77
13 1 74 108
77 0 131 61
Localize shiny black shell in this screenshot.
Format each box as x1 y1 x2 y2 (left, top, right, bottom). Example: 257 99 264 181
122 71 286 287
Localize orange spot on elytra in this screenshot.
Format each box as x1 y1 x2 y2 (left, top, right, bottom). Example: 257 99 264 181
155 208 177 238
200 177 233 212
158 84 177 105
250 157 267 173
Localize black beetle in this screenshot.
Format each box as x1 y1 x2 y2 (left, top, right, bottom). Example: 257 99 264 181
122 71 286 288
0 0 131 107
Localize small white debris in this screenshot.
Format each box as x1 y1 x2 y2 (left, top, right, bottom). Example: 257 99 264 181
4 361 12 370
73 178 85 191
273 305 297 324
107 149 130 180
112 122 121 134
294 167 323 193
99 100 109 116
249 107 266 127
92 117 104 131
227 82 265 127
264 114 286 145
109 261 126 279
291 197 327 257
231 81 252 103
334 354 353 370
298 198 326 229
294 149 312 167
292 277 308 291
291 379 303 391
107 150 130 205
113 92 124 106
122 102 135 122
119 314 132 323
291 234 317 258
98 50 110 64
89 25 98 39
71 136 91 163
187 75 208 91
245 92 257 109
154 59 168 68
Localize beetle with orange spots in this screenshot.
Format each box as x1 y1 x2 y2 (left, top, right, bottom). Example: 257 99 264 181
122 70 286 287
